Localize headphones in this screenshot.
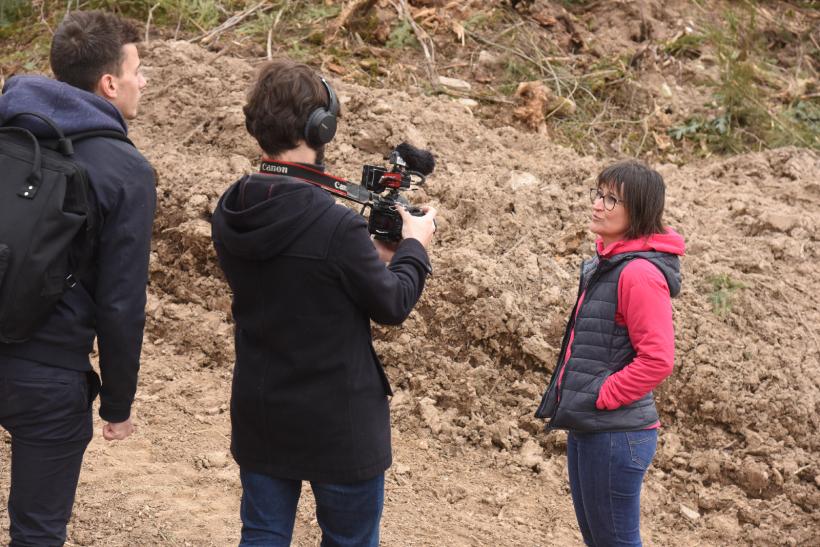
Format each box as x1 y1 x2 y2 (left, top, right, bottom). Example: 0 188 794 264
304 77 339 148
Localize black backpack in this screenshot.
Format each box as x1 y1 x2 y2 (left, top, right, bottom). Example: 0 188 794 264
0 112 132 343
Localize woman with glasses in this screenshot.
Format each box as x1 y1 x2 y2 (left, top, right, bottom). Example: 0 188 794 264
535 160 685 546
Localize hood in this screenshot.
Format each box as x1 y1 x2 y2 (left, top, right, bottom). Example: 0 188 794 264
211 174 336 260
592 228 685 297
596 228 686 258
0 75 127 137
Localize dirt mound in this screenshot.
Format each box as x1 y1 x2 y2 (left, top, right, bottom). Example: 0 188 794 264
131 40 819 545
1 39 817 545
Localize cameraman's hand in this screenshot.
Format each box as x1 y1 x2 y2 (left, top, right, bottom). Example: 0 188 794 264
399 206 437 248
102 417 136 441
372 238 398 264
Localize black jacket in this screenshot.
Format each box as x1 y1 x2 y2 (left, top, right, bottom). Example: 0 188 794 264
535 251 681 431
211 171 431 483
0 76 156 422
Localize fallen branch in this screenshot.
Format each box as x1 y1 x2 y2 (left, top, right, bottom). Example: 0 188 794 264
394 0 439 88
436 87 517 105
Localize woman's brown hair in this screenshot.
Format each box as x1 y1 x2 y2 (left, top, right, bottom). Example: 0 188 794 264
597 160 666 240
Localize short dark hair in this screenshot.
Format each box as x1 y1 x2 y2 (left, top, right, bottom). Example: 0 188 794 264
50 10 141 92
243 59 334 157
597 160 665 240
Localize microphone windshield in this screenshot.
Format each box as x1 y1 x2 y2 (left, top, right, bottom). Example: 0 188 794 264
395 142 435 175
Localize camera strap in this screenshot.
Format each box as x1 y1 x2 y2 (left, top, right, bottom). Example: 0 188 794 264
259 159 372 206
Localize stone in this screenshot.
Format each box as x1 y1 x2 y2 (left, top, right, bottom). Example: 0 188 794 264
739 460 770 493
205 452 229 468
508 171 538 191
478 50 503 68
680 504 700 521
758 212 798 233
438 76 472 91
518 439 545 470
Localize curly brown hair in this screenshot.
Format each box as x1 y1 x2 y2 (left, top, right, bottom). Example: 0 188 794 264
243 59 335 158
50 10 141 92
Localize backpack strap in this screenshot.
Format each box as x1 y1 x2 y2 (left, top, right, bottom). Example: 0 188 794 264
0 126 46 200
1 112 74 154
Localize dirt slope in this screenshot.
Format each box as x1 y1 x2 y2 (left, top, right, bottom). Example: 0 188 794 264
1 39 818 546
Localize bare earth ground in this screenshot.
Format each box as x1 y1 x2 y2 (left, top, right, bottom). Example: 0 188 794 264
1 40 818 546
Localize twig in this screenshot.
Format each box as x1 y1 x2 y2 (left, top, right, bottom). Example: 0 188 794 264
174 12 183 40
464 28 567 80
524 25 564 96
394 0 439 87
329 0 374 39
190 1 271 45
265 5 286 61
39 1 54 35
746 94 812 147
145 3 160 46
436 87 516 105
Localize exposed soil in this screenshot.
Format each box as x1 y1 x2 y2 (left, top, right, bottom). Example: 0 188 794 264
0 34 818 547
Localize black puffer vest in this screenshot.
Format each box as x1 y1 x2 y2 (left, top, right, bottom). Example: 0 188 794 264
535 251 681 431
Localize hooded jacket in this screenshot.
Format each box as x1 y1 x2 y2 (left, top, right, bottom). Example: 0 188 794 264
211 172 431 483
0 75 156 422
536 230 685 431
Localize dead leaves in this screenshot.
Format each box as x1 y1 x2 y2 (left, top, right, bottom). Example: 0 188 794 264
513 81 577 132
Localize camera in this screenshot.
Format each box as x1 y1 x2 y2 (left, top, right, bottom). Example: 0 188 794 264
367 198 424 242
258 143 434 242
361 145 432 242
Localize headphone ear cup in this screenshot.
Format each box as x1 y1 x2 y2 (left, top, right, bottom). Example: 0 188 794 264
305 108 337 148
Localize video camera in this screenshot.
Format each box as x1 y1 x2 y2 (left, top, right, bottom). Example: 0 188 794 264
259 143 434 241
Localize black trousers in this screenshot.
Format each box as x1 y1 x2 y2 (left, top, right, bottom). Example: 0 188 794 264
0 356 97 547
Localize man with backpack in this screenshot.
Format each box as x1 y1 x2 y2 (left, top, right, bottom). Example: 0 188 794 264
0 11 155 545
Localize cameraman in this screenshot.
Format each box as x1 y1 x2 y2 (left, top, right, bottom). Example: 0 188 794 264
211 59 436 546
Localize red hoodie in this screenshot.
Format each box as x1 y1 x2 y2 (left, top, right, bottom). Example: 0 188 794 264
558 229 685 425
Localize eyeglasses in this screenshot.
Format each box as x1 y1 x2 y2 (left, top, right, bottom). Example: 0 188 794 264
589 188 623 211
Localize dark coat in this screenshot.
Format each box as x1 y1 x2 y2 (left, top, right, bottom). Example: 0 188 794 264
0 76 156 423
211 172 431 483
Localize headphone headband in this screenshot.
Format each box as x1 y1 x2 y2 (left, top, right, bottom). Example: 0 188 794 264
321 77 339 116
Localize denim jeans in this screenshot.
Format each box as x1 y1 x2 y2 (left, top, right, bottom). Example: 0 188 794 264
0 356 95 547
239 469 384 547
567 429 658 547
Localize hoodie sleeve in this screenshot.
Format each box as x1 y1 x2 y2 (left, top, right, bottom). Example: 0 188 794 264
94 153 157 423
596 259 675 410
333 211 431 326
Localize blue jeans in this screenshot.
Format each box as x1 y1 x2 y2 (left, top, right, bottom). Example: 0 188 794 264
567 429 658 547
239 469 384 547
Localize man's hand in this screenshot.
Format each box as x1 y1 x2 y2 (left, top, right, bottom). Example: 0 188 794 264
372 239 398 264
399 206 437 248
102 417 136 441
